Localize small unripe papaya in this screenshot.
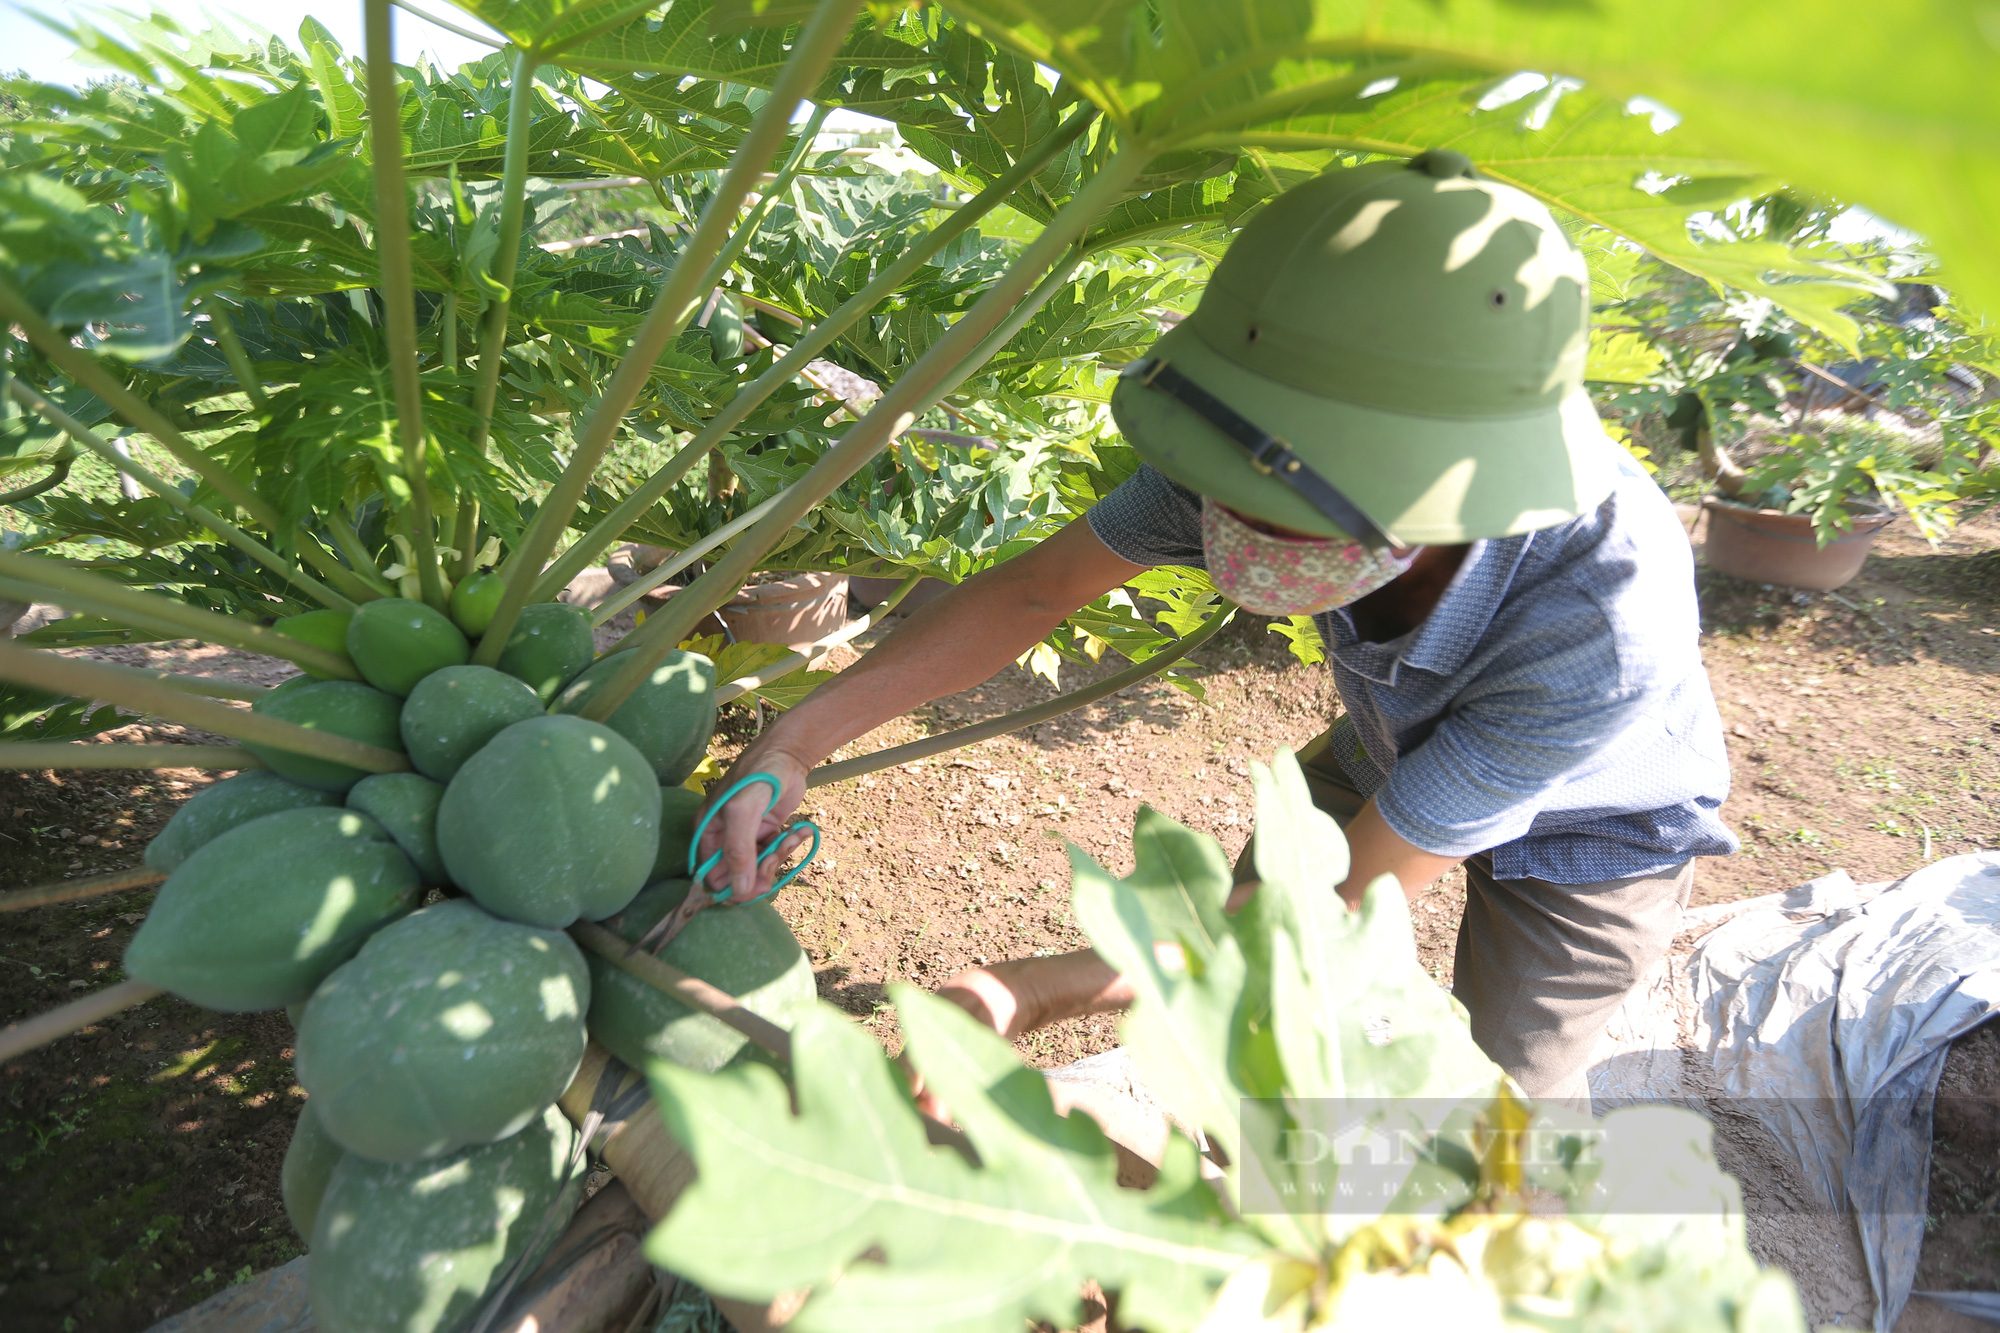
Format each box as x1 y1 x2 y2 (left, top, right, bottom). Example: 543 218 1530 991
274 609 355 680
345 772 449 884
653 784 706 882
398 664 544 782
495 602 594 704
436 715 659 927
282 1102 344 1242
295 899 589 1161
450 568 505 638
244 680 405 792
145 770 342 873
553 650 716 785
124 807 420 1011
708 290 746 364
346 597 469 697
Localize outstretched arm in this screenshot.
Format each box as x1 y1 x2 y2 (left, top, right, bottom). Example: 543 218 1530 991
700 517 1145 903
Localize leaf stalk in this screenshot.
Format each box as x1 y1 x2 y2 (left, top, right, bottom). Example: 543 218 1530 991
583 144 1150 719
528 104 1100 603
0 552 358 678
0 278 282 530
808 603 1232 786
471 0 866 667
0 641 407 773
364 0 447 611
7 379 356 612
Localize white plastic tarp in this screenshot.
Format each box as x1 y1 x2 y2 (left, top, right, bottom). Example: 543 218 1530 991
1591 851 2000 1330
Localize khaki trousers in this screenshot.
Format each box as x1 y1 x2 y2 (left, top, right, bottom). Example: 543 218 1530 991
1234 733 1693 1108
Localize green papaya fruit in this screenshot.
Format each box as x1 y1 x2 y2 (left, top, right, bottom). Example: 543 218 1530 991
586 878 815 1074
398 664 545 783
274 609 356 681
449 568 506 638
282 1101 344 1241
707 290 745 364
436 716 659 929
124 808 420 1011
307 1104 583 1333
552 650 716 785
295 900 590 1162
243 680 405 792
652 785 706 882
144 770 341 873
346 597 470 697
345 772 449 884
495 602 595 703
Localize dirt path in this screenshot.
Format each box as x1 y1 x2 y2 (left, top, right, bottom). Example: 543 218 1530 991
1 511 1995 1329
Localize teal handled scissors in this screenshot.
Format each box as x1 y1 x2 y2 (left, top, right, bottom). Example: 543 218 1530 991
638 773 819 954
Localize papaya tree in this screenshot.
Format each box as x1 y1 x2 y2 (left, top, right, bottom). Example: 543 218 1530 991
0 0 1992 1325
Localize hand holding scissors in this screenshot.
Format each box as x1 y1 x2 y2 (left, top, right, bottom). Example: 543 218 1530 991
636 772 819 954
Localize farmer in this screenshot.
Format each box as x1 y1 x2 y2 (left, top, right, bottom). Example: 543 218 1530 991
700 150 1736 1105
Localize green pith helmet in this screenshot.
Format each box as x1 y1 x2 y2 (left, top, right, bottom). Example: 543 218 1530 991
1111 150 1620 545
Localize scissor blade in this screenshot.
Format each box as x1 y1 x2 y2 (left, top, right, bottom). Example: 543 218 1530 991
638 892 706 955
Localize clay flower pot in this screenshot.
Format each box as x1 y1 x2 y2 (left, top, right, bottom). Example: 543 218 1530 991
716 571 850 657
1700 495 1893 591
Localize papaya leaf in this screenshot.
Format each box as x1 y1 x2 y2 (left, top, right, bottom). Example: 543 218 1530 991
946 0 1999 322
739 669 835 711
0 683 127 742
26 494 202 551
646 991 1260 1333
1586 327 1666 386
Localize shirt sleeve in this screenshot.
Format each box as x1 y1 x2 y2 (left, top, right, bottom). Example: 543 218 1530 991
1372 590 1660 859
1085 464 1207 568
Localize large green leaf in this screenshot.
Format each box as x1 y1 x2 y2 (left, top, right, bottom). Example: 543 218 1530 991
645 992 1258 1332
1070 756 1504 1258
942 0 2000 319
445 0 660 56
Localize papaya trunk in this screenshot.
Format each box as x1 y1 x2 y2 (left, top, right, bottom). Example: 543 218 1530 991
472 0 864 668
581 147 1148 721
526 105 1098 605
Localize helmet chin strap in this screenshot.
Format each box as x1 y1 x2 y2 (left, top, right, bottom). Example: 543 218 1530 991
1126 357 1393 552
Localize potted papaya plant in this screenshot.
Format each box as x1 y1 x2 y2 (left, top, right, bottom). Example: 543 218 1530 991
1698 418 1954 590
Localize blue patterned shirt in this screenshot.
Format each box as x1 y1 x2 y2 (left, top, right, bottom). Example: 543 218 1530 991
1086 459 1737 884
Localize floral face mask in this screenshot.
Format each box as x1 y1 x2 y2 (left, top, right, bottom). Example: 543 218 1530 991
1200 497 1418 616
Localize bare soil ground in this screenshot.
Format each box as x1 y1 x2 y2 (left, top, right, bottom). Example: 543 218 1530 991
1 510 1995 1330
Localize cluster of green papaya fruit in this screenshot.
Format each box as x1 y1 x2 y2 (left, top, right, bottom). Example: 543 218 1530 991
121 593 816 1333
